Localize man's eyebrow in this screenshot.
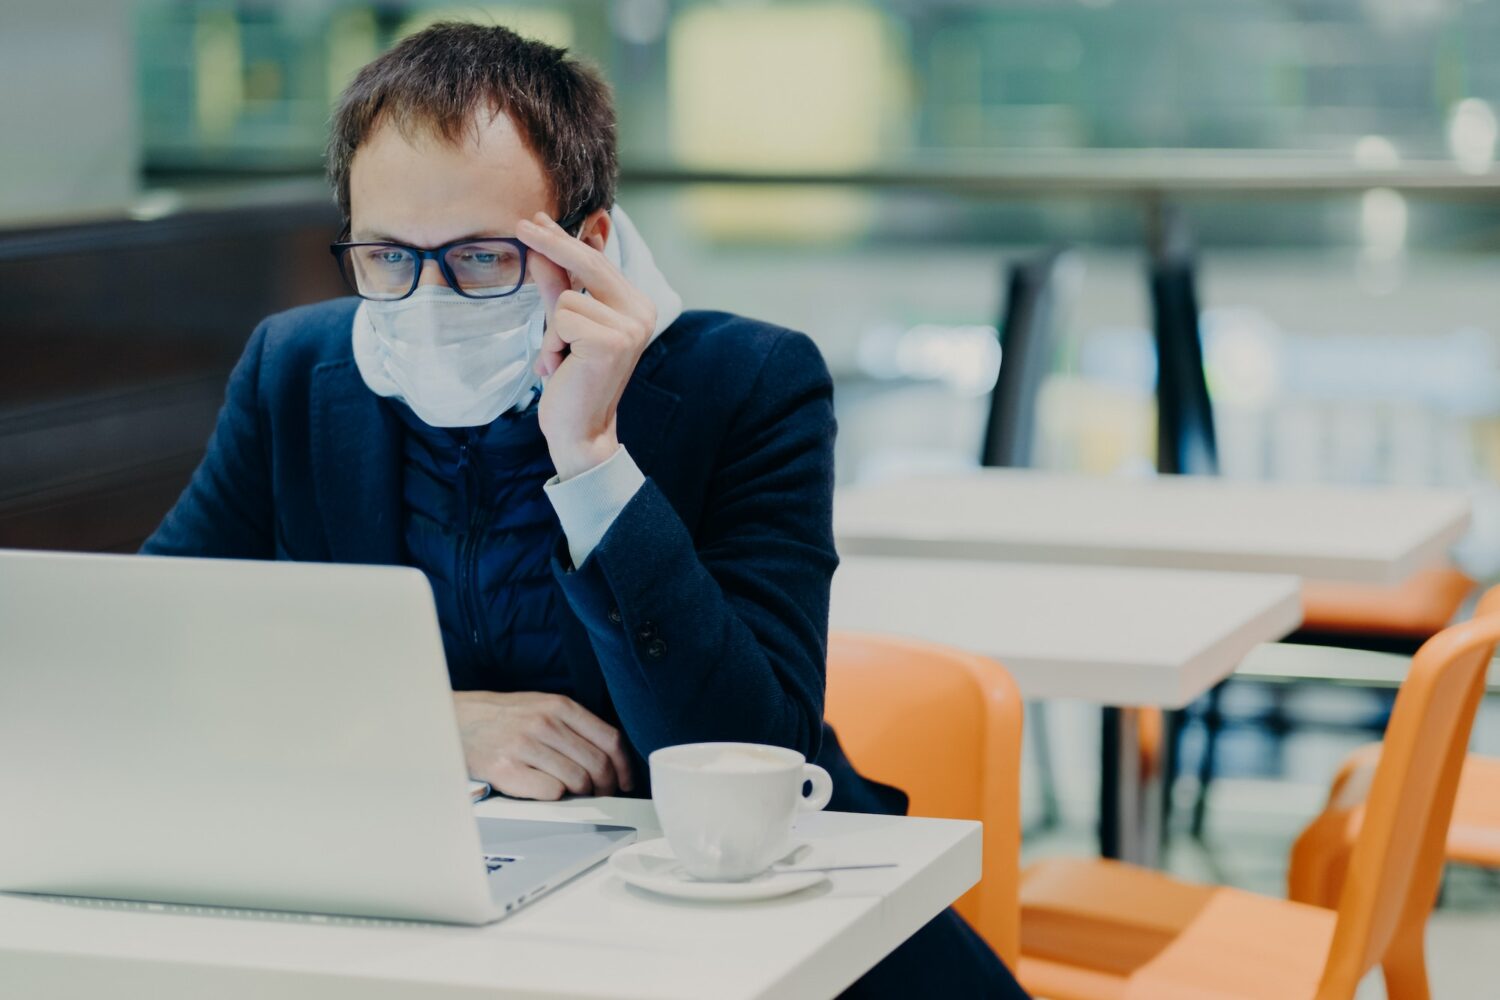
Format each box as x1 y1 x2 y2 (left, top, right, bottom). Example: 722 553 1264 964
349 230 510 245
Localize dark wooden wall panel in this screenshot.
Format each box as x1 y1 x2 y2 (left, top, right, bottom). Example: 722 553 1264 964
0 199 345 551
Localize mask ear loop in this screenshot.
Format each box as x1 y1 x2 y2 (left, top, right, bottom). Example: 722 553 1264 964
560 209 591 296
526 288 552 409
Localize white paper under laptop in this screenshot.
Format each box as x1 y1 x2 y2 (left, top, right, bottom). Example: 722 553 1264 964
0 548 633 924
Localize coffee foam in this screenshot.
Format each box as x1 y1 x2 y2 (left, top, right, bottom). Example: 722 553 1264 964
694 747 787 774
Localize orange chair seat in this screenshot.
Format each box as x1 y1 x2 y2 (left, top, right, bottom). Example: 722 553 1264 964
1448 754 1500 866
1300 567 1474 638
1020 858 1337 1000
1307 750 1500 872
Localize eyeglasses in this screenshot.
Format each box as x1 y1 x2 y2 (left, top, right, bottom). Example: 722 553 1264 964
329 212 585 301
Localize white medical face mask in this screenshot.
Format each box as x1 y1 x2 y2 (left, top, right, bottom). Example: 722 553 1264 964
360 284 546 427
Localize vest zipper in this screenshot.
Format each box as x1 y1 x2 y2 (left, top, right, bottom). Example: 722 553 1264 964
456 431 488 660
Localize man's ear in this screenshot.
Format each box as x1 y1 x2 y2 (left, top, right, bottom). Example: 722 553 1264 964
578 208 611 253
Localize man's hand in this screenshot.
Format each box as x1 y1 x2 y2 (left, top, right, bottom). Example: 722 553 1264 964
454 690 634 801
516 211 656 481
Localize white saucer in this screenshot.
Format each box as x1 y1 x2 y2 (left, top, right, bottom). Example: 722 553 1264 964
609 840 828 901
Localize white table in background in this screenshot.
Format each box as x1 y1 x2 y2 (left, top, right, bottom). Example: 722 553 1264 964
831 557 1302 866
833 469 1468 863
835 469 1471 584
0 797 979 1000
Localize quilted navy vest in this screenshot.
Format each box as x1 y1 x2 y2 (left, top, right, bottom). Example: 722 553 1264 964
389 398 570 695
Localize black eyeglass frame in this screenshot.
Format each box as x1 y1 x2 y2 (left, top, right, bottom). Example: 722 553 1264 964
329 210 587 301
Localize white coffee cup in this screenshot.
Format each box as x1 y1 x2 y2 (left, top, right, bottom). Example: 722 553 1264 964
649 742 834 882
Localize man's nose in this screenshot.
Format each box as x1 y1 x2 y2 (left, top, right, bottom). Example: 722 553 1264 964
416 257 447 288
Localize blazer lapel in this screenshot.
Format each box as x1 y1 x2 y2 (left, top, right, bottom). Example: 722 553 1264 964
309 359 403 565
615 340 680 476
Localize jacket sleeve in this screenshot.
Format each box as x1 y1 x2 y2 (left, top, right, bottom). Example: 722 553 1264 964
141 323 275 559
553 330 838 760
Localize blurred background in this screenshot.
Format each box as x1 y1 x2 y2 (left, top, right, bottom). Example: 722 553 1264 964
3 3 1499 992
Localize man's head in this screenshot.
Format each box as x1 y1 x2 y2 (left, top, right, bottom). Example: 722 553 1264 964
328 22 617 259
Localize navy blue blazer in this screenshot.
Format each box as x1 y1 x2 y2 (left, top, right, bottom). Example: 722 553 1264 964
143 297 905 817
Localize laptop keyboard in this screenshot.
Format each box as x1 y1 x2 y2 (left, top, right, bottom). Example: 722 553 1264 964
484 854 518 874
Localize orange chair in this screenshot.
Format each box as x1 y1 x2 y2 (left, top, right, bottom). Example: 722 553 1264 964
1288 585 1500 911
1300 566 1476 645
1291 750 1500 909
1185 565 1476 839
1016 601 1500 1000
1443 755 1500 868
824 631 1024 966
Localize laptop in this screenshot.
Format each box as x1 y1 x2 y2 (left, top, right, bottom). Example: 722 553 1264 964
0 548 635 924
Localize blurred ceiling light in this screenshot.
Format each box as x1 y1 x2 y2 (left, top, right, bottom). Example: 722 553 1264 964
1359 187 1407 258
669 3 905 238
1201 307 1281 408
1358 185 1408 295
669 4 904 172
859 323 1002 398
611 0 669 46
327 8 378 97
1447 98 1498 175
1352 134 1400 170
127 190 183 223
194 8 243 142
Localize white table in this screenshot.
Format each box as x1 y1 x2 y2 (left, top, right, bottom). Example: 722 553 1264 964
0 797 980 1000
835 469 1471 584
832 558 1301 708
832 557 1302 865
1236 643 1500 692
834 469 1468 864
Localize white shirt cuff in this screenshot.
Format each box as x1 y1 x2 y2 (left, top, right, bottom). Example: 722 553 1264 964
543 445 645 568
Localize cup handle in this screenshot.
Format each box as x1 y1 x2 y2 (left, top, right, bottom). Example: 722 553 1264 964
798 764 833 812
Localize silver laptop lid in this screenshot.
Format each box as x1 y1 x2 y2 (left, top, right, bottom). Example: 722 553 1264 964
0 549 496 924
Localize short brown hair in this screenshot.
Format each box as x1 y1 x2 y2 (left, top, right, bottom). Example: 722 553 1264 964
326 21 617 224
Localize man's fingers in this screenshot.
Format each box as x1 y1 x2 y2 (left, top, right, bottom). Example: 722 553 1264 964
557 701 634 793
516 213 630 304
611 744 634 793
547 314 625 360
535 324 567 377
557 288 629 331
496 764 567 802
525 245 572 320
534 312 626 375
540 720 618 796
519 741 594 797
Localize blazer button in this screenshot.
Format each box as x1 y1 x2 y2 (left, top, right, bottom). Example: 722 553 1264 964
646 638 667 659
607 607 622 625
636 621 658 642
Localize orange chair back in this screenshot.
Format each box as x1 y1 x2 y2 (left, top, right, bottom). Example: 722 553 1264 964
1316 585 1500 997
824 631 1023 966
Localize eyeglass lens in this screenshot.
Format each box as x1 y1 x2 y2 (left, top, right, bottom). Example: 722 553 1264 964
342 240 526 300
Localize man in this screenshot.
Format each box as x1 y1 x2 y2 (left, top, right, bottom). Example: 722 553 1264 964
144 22 1025 998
